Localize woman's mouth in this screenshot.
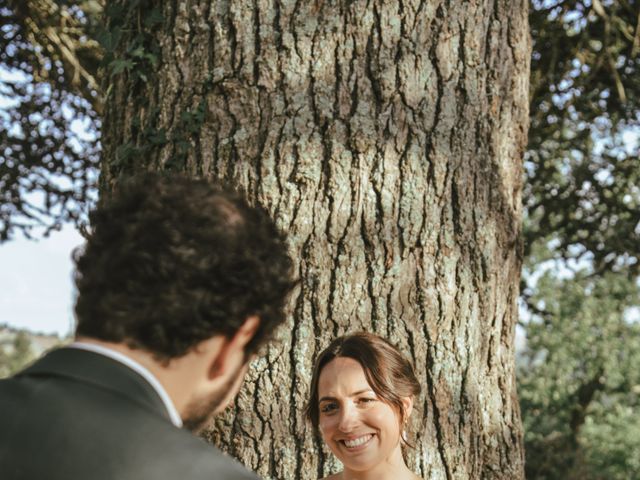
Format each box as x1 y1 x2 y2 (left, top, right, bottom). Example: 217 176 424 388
341 434 374 449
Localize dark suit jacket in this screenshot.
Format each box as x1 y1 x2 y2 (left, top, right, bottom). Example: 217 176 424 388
0 347 258 480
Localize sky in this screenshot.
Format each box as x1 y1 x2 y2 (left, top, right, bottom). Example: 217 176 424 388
0 226 84 337
0 67 89 338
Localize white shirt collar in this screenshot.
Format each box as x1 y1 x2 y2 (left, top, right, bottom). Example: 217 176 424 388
68 341 183 428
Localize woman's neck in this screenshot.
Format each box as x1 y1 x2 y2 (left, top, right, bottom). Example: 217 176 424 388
339 446 417 480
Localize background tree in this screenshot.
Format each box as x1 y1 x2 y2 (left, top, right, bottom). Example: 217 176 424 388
99 1 529 479
0 0 101 240
518 271 640 480
0 330 35 378
520 1 640 478
525 0 640 276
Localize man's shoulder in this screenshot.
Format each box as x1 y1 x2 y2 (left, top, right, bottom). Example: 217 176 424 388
135 429 259 480
0 371 258 480
92 408 259 479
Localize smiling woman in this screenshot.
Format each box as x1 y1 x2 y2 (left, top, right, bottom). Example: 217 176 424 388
305 332 422 480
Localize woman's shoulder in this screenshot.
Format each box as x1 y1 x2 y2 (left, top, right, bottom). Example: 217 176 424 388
320 472 421 479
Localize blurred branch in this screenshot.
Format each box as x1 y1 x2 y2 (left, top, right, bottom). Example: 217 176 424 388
7 0 104 115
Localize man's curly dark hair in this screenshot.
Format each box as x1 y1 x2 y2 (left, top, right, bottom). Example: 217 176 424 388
73 173 296 360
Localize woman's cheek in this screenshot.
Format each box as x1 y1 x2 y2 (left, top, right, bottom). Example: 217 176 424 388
319 415 338 436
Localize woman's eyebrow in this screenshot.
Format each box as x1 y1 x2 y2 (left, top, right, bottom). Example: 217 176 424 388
350 389 375 396
319 389 374 402
319 396 337 403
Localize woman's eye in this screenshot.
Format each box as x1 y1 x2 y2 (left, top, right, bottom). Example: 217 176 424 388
358 397 375 405
320 403 338 414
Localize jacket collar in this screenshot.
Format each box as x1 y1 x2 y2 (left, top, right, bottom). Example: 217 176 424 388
19 347 174 424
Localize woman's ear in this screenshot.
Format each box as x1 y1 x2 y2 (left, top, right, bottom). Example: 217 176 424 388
401 395 414 419
399 396 414 446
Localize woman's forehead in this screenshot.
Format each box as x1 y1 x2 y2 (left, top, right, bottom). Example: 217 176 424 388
317 357 373 397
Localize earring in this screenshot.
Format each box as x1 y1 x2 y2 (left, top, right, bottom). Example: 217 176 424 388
401 418 409 443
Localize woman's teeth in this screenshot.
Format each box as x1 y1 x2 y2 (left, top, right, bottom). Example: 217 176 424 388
343 434 373 448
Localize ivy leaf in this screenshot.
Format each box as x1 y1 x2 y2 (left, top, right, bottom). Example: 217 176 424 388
96 26 123 53
144 53 159 68
109 58 135 75
147 128 167 146
144 9 164 29
129 46 146 58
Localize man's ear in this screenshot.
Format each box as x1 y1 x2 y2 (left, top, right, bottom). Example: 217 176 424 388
209 316 260 379
232 315 261 351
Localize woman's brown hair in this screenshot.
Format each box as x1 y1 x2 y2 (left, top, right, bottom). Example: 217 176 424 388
305 332 421 438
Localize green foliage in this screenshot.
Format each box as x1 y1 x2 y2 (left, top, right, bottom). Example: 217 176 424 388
99 1 163 85
522 3 640 476
0 0 166 240
166 99 207 171
581 403 640 479
519 270 640 479
0 331 36 378
0 0 101 240
100 1 209 177
526 0 640 276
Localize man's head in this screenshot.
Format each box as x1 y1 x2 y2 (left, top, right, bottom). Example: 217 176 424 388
73 172 295 428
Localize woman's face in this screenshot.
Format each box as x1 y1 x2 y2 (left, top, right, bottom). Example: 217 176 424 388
317 356 409 473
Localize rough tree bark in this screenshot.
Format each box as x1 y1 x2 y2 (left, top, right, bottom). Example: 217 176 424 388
102 1 530 479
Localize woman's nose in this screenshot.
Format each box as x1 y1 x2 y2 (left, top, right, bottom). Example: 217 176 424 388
338 404 359 432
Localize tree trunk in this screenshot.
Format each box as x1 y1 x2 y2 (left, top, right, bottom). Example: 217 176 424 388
102 1 530 478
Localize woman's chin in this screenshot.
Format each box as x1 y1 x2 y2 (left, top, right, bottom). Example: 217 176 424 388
333 449 379 472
